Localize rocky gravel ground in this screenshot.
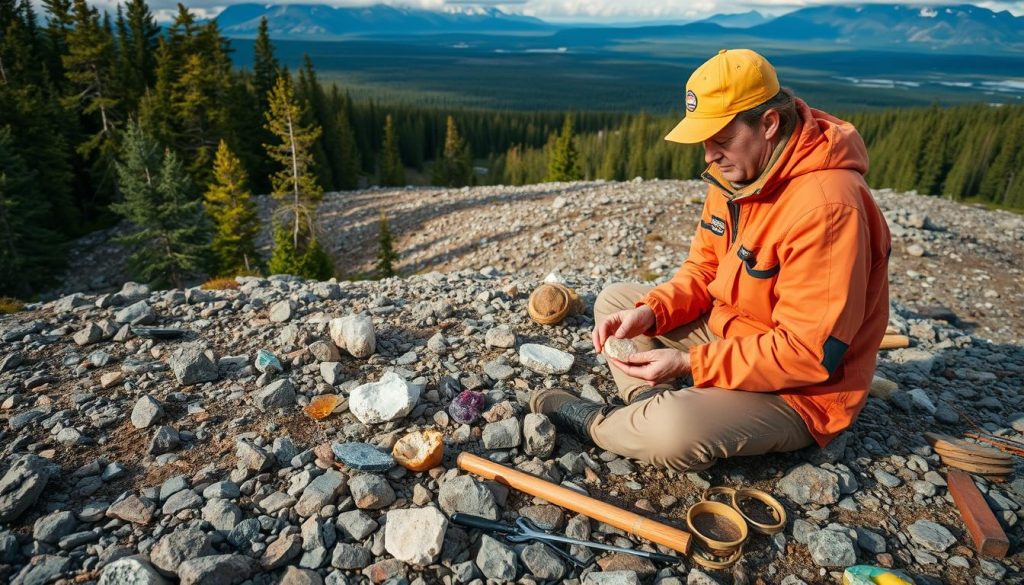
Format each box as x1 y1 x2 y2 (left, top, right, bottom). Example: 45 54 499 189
9 180 1024 584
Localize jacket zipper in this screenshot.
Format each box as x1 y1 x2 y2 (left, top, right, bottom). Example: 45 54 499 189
727 200 741 244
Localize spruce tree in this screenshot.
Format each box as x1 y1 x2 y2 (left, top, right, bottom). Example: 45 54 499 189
432 115 472 187
264 75 332 279
545 114 580 182
376 211 398 278
335 105 361 190
379 114 405 186
205 140 260 275
110 121 209 289
63 0 120 199
0 125 63 297
252 17 279 112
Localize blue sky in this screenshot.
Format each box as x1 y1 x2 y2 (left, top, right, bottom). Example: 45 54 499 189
72 0 1024 23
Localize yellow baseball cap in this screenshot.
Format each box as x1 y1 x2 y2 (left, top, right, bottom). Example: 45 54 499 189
665 49 780 144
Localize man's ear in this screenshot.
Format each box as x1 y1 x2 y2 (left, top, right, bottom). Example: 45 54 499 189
762 109 781 141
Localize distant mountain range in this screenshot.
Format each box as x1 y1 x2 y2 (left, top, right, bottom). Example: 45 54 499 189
214 3 1024 52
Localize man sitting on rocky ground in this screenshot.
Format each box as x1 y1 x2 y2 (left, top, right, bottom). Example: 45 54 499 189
530 49 892 471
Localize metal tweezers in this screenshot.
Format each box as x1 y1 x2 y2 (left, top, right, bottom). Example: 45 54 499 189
451 513 684 568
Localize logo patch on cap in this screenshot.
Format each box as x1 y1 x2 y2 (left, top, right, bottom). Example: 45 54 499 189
685 90 698 112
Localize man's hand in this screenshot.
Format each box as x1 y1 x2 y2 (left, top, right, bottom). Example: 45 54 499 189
592 305 656 354
610 348 691 387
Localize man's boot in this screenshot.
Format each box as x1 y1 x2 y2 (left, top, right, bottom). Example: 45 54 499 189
528 389 611 443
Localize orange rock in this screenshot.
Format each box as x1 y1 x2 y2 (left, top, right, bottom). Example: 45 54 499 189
304 394 342 420
392 429 444 472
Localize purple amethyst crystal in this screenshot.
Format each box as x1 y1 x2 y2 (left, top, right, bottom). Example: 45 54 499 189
449 390 485 424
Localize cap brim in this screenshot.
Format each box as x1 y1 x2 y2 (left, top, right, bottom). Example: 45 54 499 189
664 113 736 144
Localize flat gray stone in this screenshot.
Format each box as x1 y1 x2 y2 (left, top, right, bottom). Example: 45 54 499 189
908 520 956 552
438 475 499 520
518 343 574 374
476 534 517 581
349 474 395 510
482 417 521 450
151 528 216 576
178 554 260 585
131 396 164 429
336 510 378 541
33 510 78 544
254 378 296 412
777 464 840 505
331 443 394 472
0 455 56 523
331 543 373 570
807 529 857 567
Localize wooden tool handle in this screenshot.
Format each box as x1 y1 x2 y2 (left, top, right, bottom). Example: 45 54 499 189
457 452 691 555
880 334 910 350
947 470 1009 558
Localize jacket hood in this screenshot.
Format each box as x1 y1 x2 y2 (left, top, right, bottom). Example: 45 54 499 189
705 98 870 198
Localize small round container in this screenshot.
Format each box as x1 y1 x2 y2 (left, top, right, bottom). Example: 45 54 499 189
731 488 787 535
685 501 749 557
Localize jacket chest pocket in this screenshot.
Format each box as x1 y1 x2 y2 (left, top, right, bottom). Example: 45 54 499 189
733 243 781 322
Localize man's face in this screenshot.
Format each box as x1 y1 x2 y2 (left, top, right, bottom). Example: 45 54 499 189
703 115 775 184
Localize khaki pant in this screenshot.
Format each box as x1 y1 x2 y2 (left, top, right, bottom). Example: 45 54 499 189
590 282 814 471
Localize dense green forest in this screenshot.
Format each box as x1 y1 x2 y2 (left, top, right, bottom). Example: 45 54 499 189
1 0 1022 299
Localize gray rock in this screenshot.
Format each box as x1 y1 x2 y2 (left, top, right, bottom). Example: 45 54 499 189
483 359 515 381
202 499 242 532
299 516 334 569
148 425 180 455
907 520 956 552
873 469 902 489
331 443 395 472
162 489 203 516
99 556 169 585
686 569 721 585
131 396 164 429
254 378 297 412
107 495 156 525
170 346 218 386
33 511 77 544
8 407 51 431
308 340 341 362
236 439 273 471
777 464 840 505
0 351 23 373
523 413 556 458
476 534 517 581
331 543 373 569
518 343 574 374
438 475 500 520
151 528 216 576
0 455 56 523
261 534 302 570
485 326 517 348
296 470 347 517
115 300 155 325
320 362 344 385
519 541 566 580
227 518 262 552
336 510 379 541
258 491 297 514
269 300 295 323
426 332 447 354
280 567 323 585
482 417 521 449
74 322 104 346
203 481 240 500
384 507 448 565
854 527 887 554
585 571 642 585
178 554 260 585
807 528 857 567
349 474 395 510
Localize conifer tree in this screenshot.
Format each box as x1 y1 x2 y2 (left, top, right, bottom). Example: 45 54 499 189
110 121 209 288
335 105 361 190
432 115 472 187
378 114 405 186
264 75 332 279
205 140 260 275
376 211 398 278
118 0 158 106
63 0 120 199
545 114 580 182
0 126 63 297
252 17 279 112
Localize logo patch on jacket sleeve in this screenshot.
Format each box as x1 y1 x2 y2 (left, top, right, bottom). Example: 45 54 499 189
700 215 726 236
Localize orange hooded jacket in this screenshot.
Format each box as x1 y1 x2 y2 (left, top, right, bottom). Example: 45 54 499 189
639 100 891 447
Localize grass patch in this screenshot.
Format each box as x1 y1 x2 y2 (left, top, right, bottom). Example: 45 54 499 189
200 277 241 290
0 297 25 314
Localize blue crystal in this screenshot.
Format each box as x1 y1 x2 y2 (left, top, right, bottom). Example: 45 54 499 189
255 349 282 374
331 442 395 472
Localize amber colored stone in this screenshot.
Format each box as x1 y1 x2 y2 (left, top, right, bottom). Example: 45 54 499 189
304 394 341 420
